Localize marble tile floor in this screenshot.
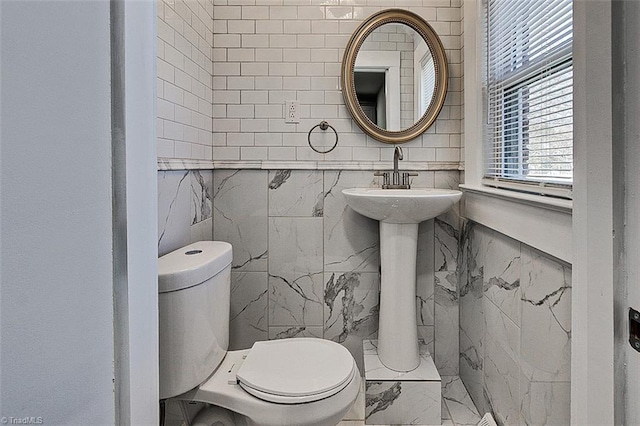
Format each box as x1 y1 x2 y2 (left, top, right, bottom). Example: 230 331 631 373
165 375 481 426
339 375 481 426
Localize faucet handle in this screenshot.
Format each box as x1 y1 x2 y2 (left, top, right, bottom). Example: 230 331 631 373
402 172 418 187
374 171 390 187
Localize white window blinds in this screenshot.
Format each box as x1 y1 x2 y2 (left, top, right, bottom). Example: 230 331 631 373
420 54 435 117
484 0 573 198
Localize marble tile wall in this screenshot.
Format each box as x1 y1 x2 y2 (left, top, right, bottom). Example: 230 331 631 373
158 170 214 256
458 221 572 425
208 168 459 374
157 168 460 375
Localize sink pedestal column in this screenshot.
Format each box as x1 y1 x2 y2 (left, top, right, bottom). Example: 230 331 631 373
377 222 420 372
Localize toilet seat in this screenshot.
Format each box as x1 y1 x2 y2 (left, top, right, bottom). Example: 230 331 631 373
236 338 356 404
182 347 362 426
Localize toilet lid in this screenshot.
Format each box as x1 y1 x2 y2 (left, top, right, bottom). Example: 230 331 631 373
236 338 356 404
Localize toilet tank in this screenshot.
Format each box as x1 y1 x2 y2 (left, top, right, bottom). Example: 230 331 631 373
158 241 232 400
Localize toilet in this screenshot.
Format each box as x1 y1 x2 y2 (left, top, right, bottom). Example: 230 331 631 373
158 241 361 426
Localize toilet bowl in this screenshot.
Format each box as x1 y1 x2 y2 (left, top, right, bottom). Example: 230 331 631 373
184 343 361 426
158 241 361 426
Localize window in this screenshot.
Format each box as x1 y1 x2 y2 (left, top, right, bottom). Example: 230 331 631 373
420 55 435 117
484 0 573 198
414 40 436 121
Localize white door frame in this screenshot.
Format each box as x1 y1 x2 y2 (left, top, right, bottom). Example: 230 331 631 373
355 50 401 131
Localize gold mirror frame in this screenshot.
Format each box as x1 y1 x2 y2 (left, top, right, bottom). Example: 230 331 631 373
341 9 449 144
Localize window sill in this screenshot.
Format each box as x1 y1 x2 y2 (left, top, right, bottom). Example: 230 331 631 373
459 184 573 264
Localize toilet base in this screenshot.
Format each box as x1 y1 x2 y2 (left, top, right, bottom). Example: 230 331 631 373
179 349 361 426
363 340 441 425
191 405 242 426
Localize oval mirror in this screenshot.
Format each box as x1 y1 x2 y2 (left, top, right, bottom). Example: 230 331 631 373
341 9 448 144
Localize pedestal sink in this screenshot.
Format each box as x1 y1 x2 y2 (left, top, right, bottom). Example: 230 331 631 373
342 187 462 372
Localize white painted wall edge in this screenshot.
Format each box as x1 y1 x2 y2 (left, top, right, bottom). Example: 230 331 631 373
112 0 159 424
461 186 572 263
612 1 639 423
572 0 615 424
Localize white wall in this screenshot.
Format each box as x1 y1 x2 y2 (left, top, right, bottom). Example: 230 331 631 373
1 1 159 424
114 1 160 424
612 1 640 423
0 2 116 423
572 1 615 424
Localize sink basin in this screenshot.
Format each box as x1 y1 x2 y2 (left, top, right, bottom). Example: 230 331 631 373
342 188 462 224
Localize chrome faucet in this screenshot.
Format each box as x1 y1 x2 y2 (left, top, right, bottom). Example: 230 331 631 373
392 146 403 186
374 146 417 189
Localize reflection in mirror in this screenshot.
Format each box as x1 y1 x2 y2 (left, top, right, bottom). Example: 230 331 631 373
353 23 435 131
354 70 388 128
415 40 435 120
354 50 399 130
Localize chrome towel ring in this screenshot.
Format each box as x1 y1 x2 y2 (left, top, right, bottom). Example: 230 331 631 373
308 120 339 154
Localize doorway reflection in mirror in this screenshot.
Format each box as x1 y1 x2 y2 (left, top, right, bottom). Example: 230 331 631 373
354 70 387 128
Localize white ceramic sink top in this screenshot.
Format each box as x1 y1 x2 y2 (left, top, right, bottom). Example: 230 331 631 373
342 187 462 224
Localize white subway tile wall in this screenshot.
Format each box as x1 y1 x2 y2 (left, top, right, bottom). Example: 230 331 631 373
157 0 463 164
157 0 215 160
211 1 462 164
